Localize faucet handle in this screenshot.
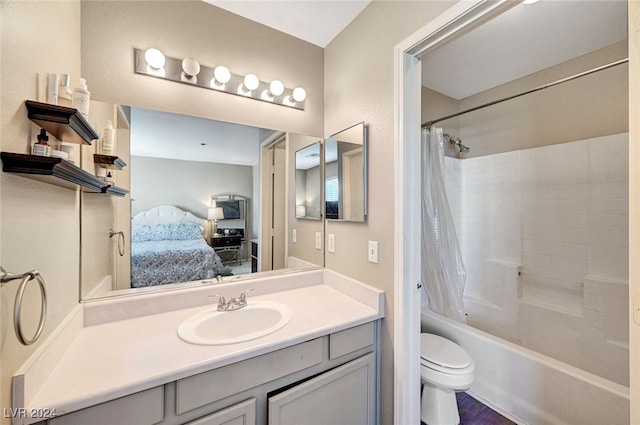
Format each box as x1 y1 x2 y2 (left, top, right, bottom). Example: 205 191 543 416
208 294 226 309
239 288 255 303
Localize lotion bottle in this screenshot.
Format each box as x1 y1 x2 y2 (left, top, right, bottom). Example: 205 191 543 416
57 74 73 107
72 77 90 119
100 120 115 155
47 73 59 104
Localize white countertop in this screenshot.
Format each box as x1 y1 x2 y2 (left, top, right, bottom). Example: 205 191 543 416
17 270 384 422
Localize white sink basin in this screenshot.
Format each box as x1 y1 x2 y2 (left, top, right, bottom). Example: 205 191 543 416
178 300 292 345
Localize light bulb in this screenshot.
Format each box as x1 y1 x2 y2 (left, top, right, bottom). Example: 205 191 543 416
144 48 165 69
269 80 285 97
292 87 307 102
244 73 260 91
181 57 200 77
213 66 231 84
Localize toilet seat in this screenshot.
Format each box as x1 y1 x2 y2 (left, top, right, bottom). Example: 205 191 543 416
420 333 473 370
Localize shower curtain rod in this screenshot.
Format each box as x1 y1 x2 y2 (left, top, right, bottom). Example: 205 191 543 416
422 57 629 129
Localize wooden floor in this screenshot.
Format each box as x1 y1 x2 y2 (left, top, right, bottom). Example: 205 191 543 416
420 392 516 425
456 392 516 425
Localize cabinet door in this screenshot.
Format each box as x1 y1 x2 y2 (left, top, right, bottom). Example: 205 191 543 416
268 353 375 425
184 398 255 425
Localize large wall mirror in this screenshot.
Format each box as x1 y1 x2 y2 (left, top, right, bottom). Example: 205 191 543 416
295 141 322 220
81 103 324 300
324 122 368 222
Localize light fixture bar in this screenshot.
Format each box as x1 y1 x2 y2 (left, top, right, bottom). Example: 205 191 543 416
134 48 306 110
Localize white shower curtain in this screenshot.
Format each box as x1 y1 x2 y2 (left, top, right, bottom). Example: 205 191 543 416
421 127 467 323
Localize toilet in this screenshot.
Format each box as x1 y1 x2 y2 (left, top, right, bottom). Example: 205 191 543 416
420 333 475 425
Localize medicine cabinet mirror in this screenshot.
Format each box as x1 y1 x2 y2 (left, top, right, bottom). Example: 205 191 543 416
80 102 324 301
324 122 367 222
294 141 323 220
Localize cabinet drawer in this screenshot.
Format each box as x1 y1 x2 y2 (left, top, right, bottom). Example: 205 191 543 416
211 236 242 247
329 322 375 360
184 398 256 425
49 386 163 425
176 338 323 414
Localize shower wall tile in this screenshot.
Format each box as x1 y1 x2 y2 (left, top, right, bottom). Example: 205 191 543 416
450 132 629 385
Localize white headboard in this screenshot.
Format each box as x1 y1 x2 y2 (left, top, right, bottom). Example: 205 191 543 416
132 205 206 229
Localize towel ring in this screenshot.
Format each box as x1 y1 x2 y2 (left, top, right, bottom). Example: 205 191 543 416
0 267 47 346
109 229 125 257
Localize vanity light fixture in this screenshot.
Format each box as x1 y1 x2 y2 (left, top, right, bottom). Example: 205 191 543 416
261 79 285 101
181 57 200 83
269 80 285 97
292 87 307 102
144 48 166 77
212 65 231 88
134 48 306 110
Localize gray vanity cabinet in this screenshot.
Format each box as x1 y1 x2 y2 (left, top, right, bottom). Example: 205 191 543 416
268 353 375 425
38 322 378 425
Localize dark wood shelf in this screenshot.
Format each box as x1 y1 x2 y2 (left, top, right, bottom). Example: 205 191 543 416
25 100 99 145
1 152 128 197
94 154 127 170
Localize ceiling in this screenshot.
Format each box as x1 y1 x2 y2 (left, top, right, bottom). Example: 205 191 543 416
203 0 371 47
136 0 627 162
130 108 262 166
421 0 628 99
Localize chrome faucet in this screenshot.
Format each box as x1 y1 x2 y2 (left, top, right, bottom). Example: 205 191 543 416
209 288 255 311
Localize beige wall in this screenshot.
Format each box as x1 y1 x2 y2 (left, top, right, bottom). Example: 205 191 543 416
81 1 323 137
456 41 628 157
0 2 82 424
324 1 456 422
130 156 254 220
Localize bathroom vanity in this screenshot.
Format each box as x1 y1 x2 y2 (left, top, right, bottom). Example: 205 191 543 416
12 269 384 425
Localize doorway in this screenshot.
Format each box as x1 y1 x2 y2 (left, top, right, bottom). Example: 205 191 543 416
261 136 287 271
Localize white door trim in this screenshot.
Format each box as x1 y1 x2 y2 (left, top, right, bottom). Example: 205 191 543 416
392 1 513 423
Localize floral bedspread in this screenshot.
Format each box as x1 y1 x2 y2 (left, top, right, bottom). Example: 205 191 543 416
131 238 231 287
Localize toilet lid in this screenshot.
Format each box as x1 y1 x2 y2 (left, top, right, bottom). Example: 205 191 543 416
420 333 472 369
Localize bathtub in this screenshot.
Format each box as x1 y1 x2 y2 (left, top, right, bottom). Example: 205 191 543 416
421 306 630 425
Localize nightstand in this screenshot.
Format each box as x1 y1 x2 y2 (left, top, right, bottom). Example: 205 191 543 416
210 234 242 265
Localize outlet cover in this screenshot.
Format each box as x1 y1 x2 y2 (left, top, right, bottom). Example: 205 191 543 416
315 232 322 250
328 234 335 253
292 228 297 243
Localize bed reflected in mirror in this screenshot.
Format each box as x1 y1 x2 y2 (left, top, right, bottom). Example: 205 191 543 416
80 103 324 300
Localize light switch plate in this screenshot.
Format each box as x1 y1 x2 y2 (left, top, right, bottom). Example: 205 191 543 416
368 240 379 263
292 228 297 243
328 234 335 253
315 232 322 250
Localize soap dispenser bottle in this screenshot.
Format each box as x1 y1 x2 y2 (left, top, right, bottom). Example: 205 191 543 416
100 120 115 155
32 129 52 157
72 77 90 119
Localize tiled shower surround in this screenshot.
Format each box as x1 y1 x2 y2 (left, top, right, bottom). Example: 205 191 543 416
444 133 629 386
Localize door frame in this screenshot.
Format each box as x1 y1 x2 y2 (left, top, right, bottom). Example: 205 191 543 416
260 132 287 271
392 1 519 423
